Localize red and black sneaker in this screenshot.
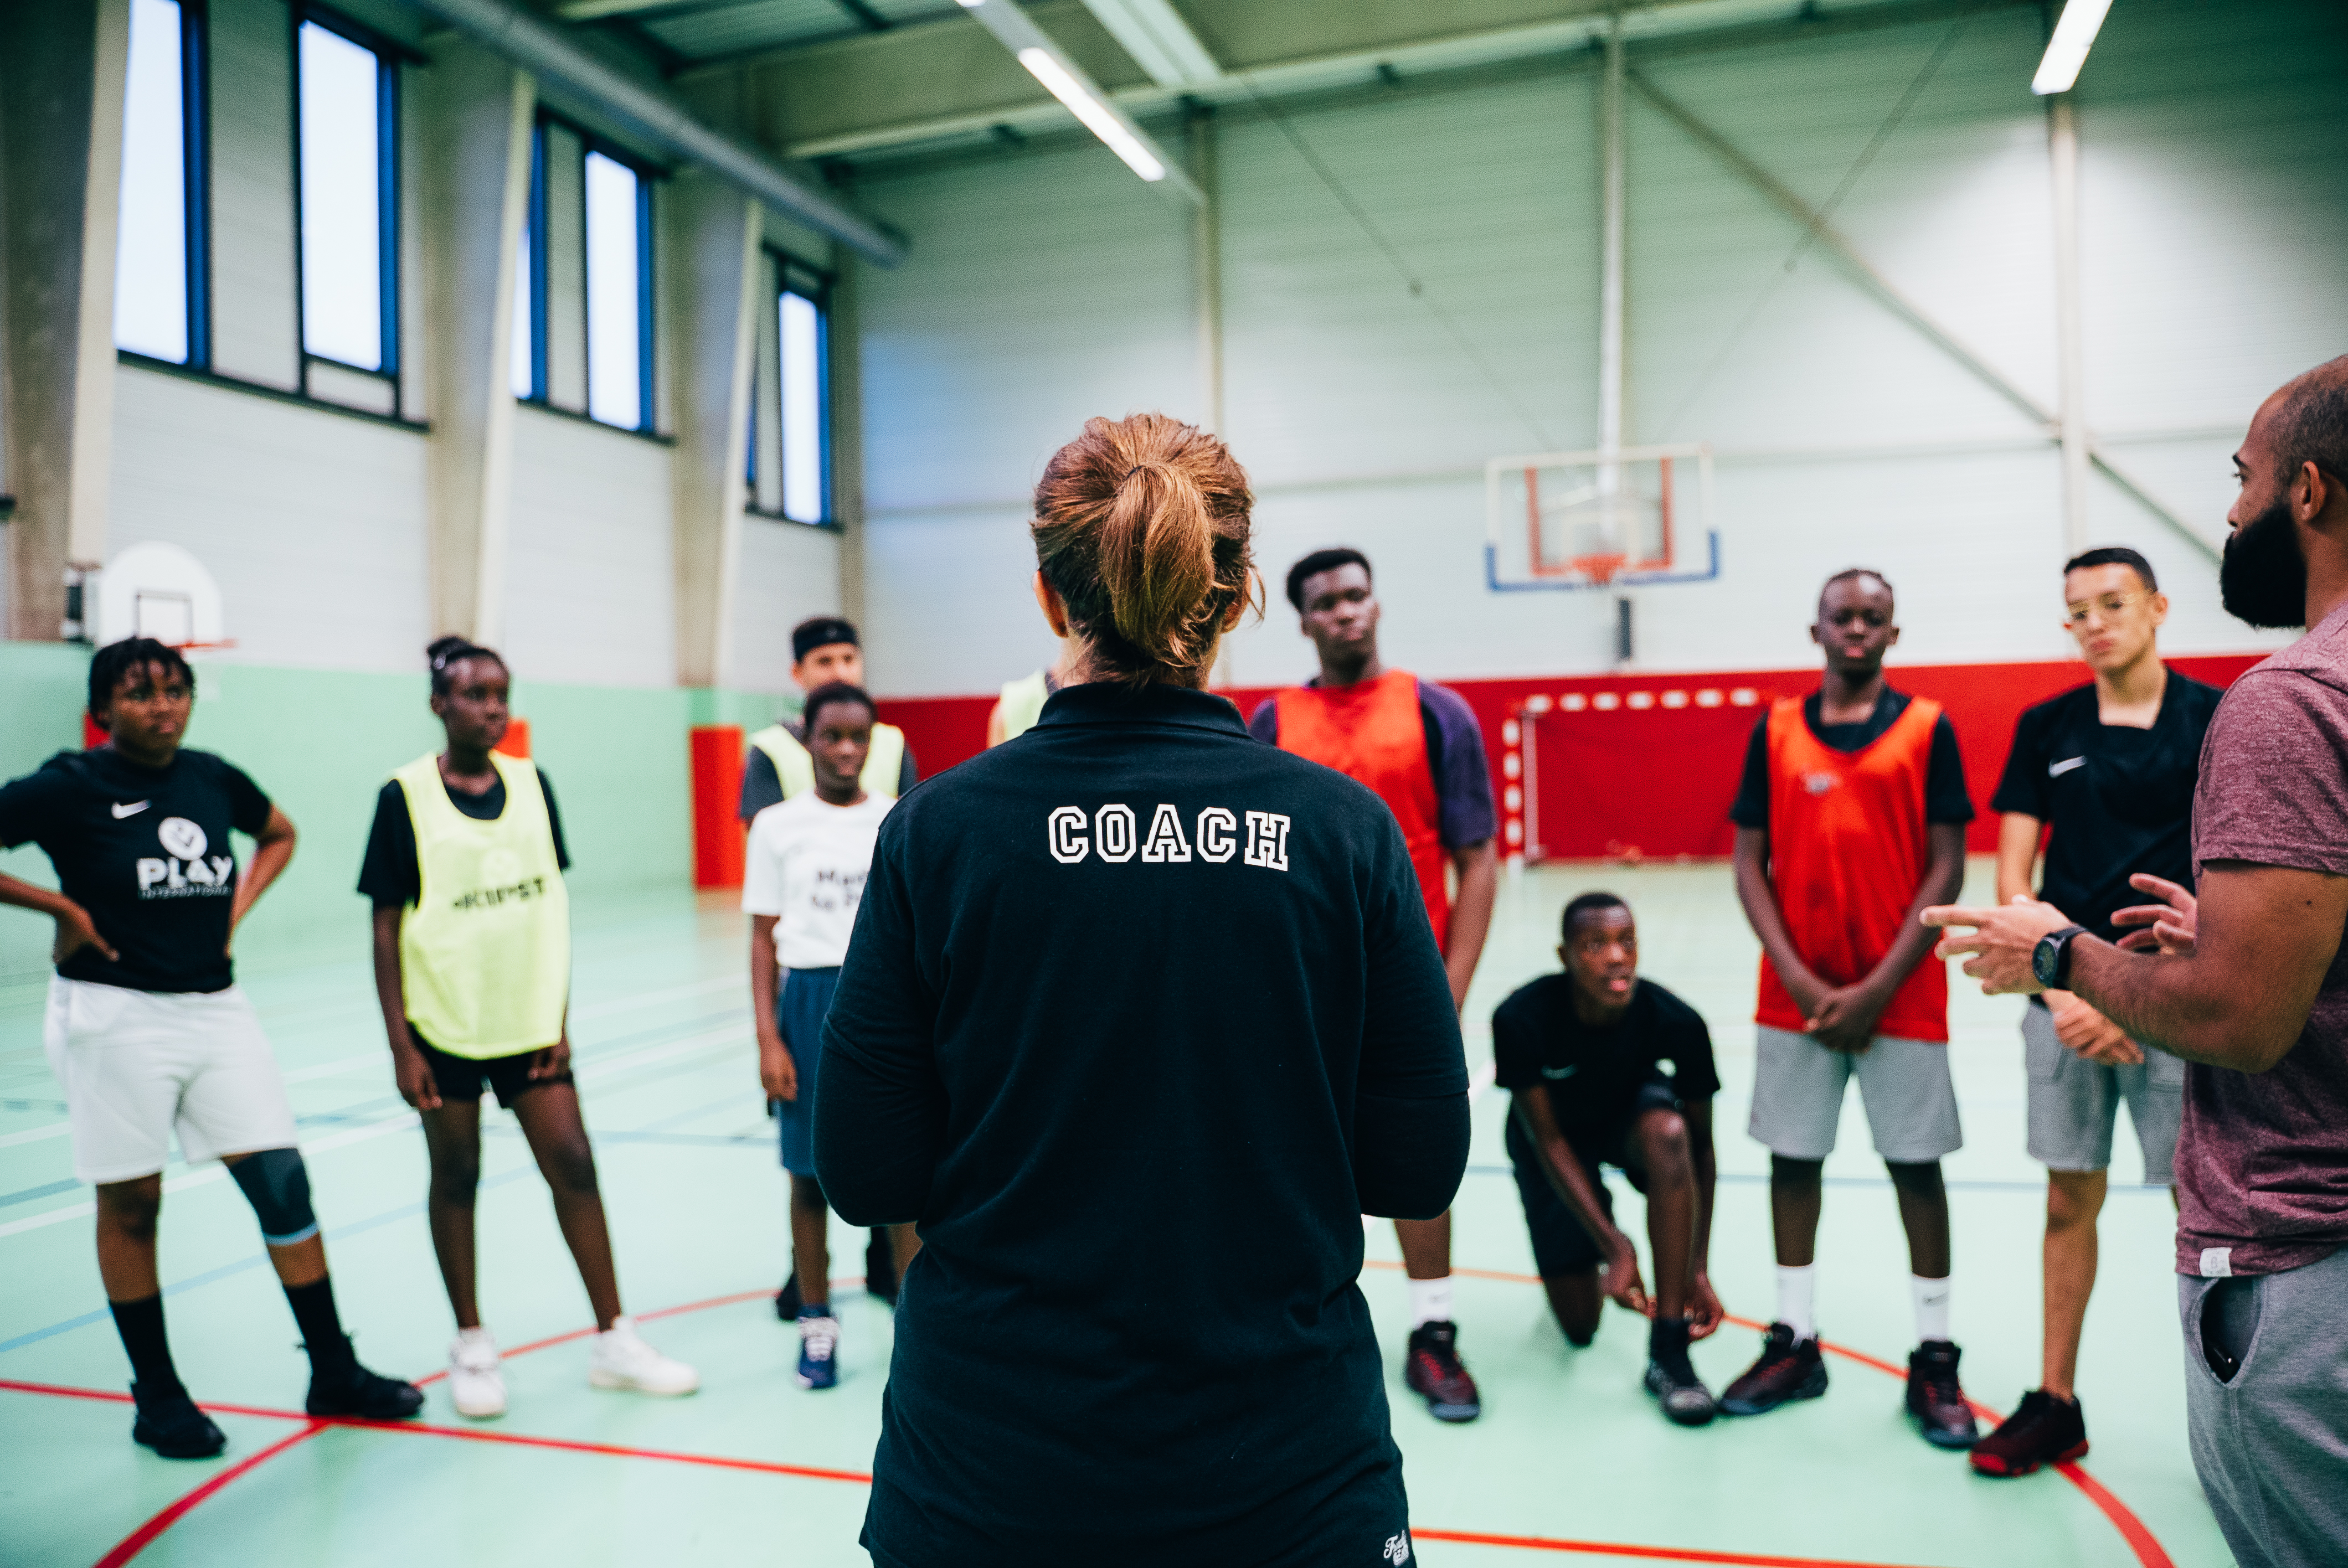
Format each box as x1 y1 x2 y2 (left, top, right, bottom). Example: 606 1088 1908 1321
1970 1389 2086 1476
1403 1321 1481 1423
1905 1339 1980 1450
1719 1322 1827 1416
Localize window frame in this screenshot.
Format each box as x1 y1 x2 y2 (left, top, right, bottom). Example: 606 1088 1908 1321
512 117 549 403
290 3 404 401
514 112 661 437
754 247 836 530
115 0 212 367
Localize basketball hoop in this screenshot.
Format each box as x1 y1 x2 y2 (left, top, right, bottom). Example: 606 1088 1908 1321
1569 553 1629 587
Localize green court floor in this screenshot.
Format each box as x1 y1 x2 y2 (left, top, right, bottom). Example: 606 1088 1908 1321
0 862 2228 1566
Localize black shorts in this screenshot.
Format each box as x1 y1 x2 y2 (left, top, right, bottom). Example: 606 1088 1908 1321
1505 1076 1679 1277
410 1030 573 1110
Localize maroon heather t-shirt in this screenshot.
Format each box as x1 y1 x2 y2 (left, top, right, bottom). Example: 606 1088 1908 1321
2178 601 2348 1277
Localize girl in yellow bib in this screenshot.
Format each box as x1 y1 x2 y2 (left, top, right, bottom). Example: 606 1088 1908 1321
360 638 697 1418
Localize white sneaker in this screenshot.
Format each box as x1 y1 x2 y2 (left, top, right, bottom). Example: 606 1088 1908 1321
448 1327 506 1420
588 1317 699 1396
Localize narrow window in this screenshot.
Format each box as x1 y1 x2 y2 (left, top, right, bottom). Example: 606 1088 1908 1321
296 18 393 372
115 0 195 362
779 283 827 523
584 149 646 429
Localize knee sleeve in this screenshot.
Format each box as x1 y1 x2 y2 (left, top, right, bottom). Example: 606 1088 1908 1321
229 1147 318 1246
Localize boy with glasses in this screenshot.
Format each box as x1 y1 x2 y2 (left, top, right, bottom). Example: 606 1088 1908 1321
1970 548 2218 1476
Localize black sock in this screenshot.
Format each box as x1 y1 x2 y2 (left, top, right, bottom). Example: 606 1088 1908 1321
110 1293 185 1397
285 1277 356 1380
1648 1314 1691 1363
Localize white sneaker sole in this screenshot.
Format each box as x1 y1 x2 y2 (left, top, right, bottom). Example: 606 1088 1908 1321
588 1368 700 1396
451 1396 506 1420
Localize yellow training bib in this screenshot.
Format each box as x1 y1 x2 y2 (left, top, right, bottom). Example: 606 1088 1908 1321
749 720 905 801
393 752 570 1059
993 670 1049 745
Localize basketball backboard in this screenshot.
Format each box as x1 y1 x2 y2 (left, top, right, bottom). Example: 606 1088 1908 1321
1485 443 1718 592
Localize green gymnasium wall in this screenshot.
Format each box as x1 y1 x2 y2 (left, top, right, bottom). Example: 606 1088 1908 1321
0 642 791 986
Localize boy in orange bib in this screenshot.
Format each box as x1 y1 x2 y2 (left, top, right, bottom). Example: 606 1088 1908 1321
1719 569 1980 1451
1251 548 1499 1423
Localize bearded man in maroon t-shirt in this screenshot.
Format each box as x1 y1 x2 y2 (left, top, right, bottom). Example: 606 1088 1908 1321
1926 355 2348 1568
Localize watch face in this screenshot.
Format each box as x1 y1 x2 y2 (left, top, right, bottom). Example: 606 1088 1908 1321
2033 935 2059 986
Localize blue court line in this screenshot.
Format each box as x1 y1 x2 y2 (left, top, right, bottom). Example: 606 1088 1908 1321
0 1179 82 1209
0 1167 535 1357
482 1125 766 1150
2 1099 70 1113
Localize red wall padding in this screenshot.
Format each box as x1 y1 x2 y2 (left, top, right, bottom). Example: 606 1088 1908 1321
877 656 2266 861
689 725 746 889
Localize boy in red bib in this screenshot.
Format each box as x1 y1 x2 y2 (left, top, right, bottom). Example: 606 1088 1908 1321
1251 548 1499 1422
1721 569 1980 1450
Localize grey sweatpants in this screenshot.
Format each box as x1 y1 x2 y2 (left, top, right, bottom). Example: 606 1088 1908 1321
2179 1245 2348 1568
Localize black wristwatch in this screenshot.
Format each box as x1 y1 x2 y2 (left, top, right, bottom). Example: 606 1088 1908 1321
2032 924 2090 988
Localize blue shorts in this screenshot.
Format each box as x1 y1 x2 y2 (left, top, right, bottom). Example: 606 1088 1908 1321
774 967 840 1178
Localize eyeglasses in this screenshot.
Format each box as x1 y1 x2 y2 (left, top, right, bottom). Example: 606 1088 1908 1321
2064 592 2145 627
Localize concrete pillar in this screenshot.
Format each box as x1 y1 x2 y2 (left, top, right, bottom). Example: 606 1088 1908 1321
665 172 759 688
1188 104 1223 436
413 41 533 643
1 0 130 640
2048 94 2090 556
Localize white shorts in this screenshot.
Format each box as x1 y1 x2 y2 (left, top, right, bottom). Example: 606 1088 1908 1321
1748 1024 1964 1164
43 976 298 1185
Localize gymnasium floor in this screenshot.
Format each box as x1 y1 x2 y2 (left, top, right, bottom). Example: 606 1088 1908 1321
0 860 2226 1568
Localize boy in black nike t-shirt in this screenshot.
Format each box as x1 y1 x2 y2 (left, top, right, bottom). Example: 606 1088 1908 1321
1492 892 1724 1426
0 640 420 1458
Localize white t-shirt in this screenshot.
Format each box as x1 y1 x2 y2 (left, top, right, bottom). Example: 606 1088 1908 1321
742 792 893 970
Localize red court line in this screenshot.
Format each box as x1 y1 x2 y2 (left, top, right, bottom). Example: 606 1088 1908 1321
1364 1261 2176 1568
89 1422 326 1568
0 1378 1946 1568
1411 1530 1940 1567
15 1276 2172 1568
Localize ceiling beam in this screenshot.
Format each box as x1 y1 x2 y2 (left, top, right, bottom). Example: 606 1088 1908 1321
1078 0 1221 88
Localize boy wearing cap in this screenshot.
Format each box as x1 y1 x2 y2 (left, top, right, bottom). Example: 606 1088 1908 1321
742 617 918 1315
741 618 918 821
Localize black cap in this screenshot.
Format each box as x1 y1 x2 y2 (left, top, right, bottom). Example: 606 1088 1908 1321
791 617 859 663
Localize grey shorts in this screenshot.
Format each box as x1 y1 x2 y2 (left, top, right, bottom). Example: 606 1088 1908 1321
2180 1245 2348 1568
1749 1025 1961 1163
2022 998 2183 1183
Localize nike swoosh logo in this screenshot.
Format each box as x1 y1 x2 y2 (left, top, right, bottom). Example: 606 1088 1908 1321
1541 1064 1580 1079
2048 757 2086 777
111 801 151 818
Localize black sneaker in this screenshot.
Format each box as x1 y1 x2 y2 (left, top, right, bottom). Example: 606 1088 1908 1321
1403 1321 1481 1422
1905 1339 1980 1450
131 1381 226 1459
1971 1388 2087 1476
1642 1319 1717 1427
866 1231 898 1308
304 1343 425 1421
775 1270 802 1322
1719 1322 1828 1416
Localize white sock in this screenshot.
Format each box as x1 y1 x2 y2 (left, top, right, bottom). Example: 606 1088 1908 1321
1776 1265 1817 1342
1407 1276 1454 1329
1912 1275 1952 1344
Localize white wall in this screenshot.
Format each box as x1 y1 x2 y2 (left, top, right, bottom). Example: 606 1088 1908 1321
852 0 2346 695
503 405 677 687
86 4 780 697
729 515 845 691
107 364 430 669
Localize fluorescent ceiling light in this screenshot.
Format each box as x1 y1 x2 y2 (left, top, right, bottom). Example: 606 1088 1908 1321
2032 0 2114 95
1017 47 1165 181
